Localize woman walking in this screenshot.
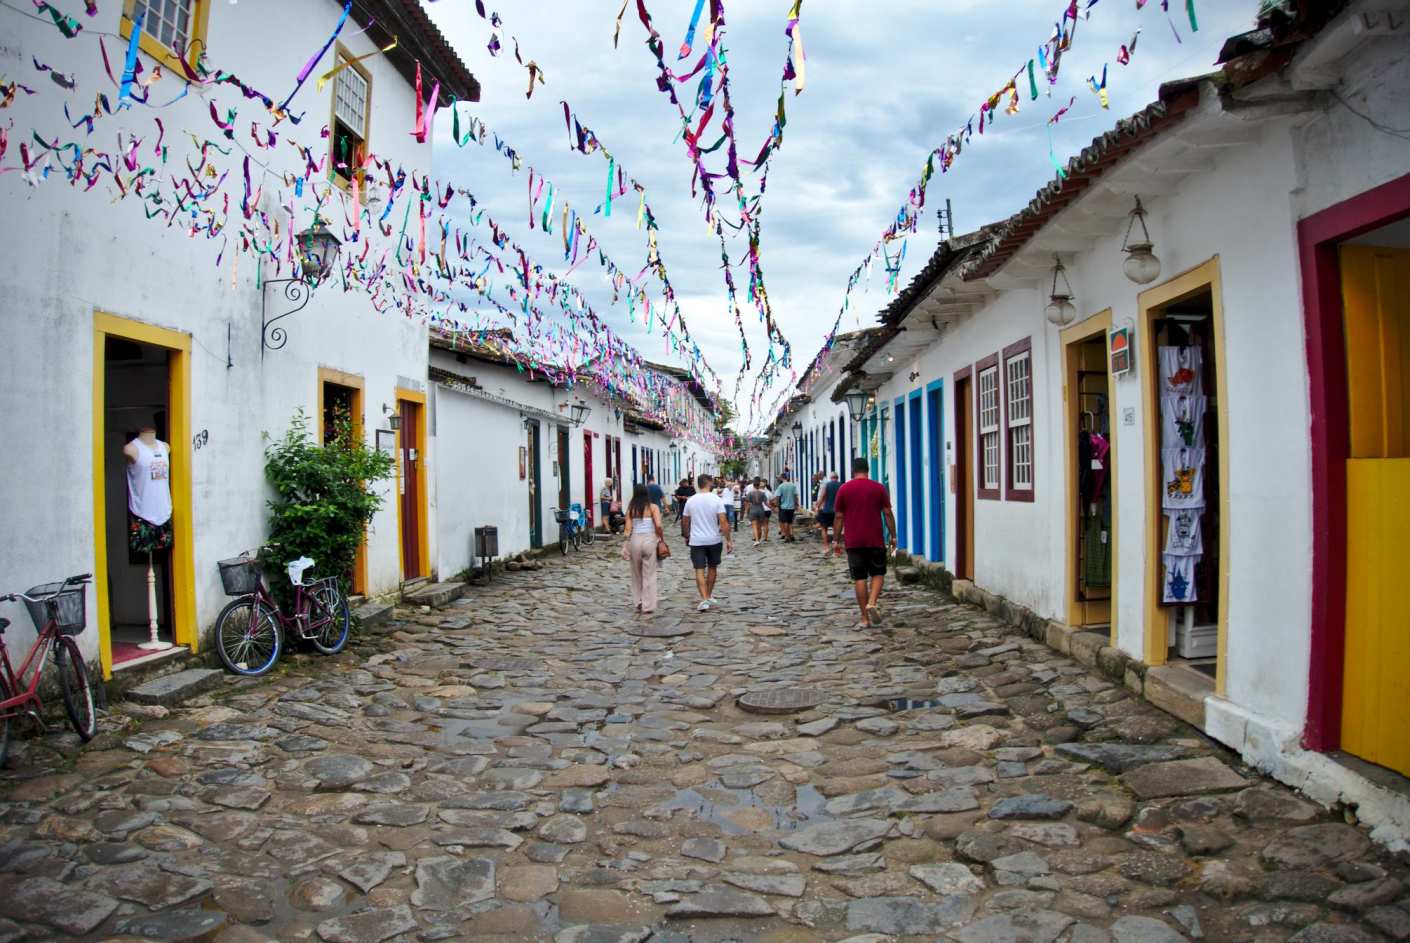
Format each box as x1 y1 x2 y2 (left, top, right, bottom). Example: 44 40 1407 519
747 478 770 546
625 483 664 614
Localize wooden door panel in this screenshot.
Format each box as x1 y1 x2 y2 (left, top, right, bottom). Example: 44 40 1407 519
1343 458 1410 775
1340 245 1410 776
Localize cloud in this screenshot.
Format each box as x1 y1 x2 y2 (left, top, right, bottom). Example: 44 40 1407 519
422 0 1259 428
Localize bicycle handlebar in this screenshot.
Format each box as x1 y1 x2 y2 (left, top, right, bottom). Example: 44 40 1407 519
1 573 92 604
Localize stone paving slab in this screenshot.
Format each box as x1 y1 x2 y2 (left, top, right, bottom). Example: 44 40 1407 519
1 528 1408 942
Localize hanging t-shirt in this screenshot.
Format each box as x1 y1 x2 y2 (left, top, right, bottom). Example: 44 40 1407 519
1161 447 1206 510
1161 394 1207 450
127 438 173 526
1162 553 1198 604
1160 346 1203 398
1164 508 1204 555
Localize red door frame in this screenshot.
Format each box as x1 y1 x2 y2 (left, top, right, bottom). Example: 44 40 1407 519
1299 171 1410 752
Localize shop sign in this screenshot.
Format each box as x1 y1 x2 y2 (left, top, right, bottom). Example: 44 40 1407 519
1110 326 1133 377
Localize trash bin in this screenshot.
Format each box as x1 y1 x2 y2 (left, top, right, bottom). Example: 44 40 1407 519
474 526 499 559
473 526 498 585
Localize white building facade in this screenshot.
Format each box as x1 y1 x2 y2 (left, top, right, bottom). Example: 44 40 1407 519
825 4 1410 847
0 0 478 677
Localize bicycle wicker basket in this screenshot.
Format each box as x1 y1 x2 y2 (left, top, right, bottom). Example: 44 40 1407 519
218 557 261 596
553 508 572 524
23 583 86 636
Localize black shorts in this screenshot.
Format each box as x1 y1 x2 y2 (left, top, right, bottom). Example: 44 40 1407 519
846 547 888 581
689 543 723 570
816 511 835 527
779 508 796 524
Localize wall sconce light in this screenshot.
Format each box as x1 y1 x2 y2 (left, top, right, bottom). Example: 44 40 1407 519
908 369 921 383
260 223 343 357
382 403 401 431
1121 196 1162 285
792 420 803 437
844 388 869 422
1045 255 1077 327
522 416 536 431
569 401 591 426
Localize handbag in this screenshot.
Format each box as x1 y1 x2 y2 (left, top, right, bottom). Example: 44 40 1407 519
656 539 671 560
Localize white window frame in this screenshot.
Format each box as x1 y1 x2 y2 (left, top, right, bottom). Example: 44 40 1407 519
1006 351 1033 491
978 364 1000 491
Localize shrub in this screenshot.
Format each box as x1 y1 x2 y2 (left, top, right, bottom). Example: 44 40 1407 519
263 409 394 598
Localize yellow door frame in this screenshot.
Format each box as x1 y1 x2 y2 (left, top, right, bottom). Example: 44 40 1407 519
92 311 198 679
393 387 429 582
1137 257 1231 695
317 367 368 595
1061 309 1118 642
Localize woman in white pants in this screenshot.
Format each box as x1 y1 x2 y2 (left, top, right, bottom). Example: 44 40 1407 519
624 483 664 614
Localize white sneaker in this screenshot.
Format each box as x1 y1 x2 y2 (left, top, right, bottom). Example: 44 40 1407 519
697 600 711 612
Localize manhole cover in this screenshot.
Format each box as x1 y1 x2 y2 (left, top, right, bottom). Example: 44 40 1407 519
624 624 694 638
471 656 538 672
738 687 826 715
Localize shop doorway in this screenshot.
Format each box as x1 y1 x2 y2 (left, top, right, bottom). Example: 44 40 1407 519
583 432 595 527
318 369 366 595
1139 259 1228 691
1300 174 1410 771
1063 313 1116 632
908 391 924 557
926 381 945 564
953 368 975 580
556 425 571 512
92 312 197 678
397 394 427 580
103 338 176 666
527 421 543 549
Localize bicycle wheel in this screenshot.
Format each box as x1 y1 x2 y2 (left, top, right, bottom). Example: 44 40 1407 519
215 597 282 676
581 524 595 546
0 674 13 768
571 527 581 552
307 582 351 655
559 527 569 555
55 637 96 741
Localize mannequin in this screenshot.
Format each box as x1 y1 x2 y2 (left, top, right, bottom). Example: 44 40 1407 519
124 425 174 651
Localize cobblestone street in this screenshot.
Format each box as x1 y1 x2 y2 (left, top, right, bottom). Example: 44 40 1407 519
2 530 1408 943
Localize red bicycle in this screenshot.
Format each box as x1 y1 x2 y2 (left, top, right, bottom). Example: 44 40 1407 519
0 574 98 766
213 551 350 676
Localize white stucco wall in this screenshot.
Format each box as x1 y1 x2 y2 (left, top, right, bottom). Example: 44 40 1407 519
854 27 1410 753
428 350 718 575
0 0 441 666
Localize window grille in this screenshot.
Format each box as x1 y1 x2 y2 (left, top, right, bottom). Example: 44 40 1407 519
979 365 1000 490
1006 353 1033 489
132 0 194 51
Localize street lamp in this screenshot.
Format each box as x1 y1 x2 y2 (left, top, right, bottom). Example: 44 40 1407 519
569 402 591 426
844 388 869 422
1044 255 1077 327
1121 196 1162 285
261 223 343 356
792 420 803 437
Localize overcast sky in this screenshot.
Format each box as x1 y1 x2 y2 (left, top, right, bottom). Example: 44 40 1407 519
423 0 1259 430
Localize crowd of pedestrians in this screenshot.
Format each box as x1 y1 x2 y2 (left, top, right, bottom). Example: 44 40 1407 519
615 458 898 631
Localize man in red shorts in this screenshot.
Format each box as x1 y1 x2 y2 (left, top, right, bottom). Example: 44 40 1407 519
833 457 897 628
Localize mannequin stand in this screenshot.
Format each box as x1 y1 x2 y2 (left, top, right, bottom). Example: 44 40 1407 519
138 551 173 651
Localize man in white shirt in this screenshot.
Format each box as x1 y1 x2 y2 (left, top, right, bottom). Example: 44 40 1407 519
717 481 736 534
682 474 733 611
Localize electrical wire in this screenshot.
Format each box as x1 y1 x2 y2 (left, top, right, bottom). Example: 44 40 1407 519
1330 89 1410 142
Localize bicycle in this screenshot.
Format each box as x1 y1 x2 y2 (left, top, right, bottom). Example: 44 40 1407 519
0 574 98 765
213 551 350 677
553 503 594 555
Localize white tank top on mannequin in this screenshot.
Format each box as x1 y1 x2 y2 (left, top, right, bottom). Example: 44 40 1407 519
127 438 173 525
